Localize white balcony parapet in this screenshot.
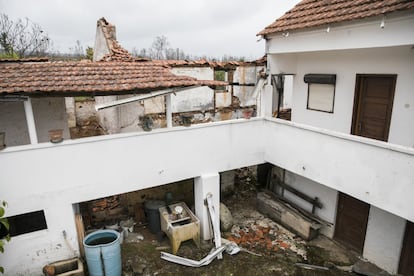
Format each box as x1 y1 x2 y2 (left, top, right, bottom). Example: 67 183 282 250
0 117 413 221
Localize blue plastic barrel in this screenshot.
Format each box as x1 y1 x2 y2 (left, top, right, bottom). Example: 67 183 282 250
83 229 121 276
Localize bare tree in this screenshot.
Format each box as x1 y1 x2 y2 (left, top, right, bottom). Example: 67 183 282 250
151 35 169 59
0 13 51 58
68 40 84 58
132 36 190 60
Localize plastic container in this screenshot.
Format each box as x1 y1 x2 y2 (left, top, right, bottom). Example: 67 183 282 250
83 229 121 276
144 200 165 234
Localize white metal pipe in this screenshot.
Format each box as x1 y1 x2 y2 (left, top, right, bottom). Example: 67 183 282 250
23 98 38 144
95 86 200 111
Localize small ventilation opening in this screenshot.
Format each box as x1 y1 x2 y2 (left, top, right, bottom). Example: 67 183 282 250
8 210 48 237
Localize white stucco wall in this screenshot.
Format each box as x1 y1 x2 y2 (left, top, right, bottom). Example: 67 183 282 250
2 204 79 276
233 66 264 107
0 98 70 147
95 95 120 134
363 207 406 274
215 91 232 108
0 119 264 275
171 67 215 112
118 95 145 132
269 45 414 147
74 100 98 123
234 66 259 85
0 101 30 146
263 118 414 223
172 87 214 112
1 116 412 274
266 12 414 54
31 98 70 143
283 171 338 238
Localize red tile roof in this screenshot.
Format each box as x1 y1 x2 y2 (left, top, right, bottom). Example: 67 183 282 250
151 57 266 69
258 0 414 36
0 61 225 97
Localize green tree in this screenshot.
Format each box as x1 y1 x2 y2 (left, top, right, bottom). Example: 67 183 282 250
0 201 10 274
86 46 93 60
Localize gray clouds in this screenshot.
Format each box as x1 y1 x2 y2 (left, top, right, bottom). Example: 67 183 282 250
0 0 297 59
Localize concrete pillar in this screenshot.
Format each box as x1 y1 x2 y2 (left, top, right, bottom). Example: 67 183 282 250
165 94 172 128
194 172 220 240
23 98 38 144
260 83 274 117
65 97 76 128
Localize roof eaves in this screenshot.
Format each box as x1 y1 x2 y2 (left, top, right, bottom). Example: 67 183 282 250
258 0 414 37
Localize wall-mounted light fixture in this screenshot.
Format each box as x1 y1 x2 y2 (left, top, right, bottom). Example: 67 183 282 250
326 25 331 33
282 32 289 37
380 15 385 29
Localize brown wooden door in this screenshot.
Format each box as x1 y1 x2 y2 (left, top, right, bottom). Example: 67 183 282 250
334 193 370 253
352 75 396 142
399 221 414 276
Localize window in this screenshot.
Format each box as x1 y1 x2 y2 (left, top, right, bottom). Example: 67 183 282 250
304 74 336 113
7 210 47 237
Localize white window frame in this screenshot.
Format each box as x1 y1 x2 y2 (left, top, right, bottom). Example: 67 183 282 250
304 74 336 113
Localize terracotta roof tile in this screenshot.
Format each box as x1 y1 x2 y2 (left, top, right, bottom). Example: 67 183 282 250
258 0 414 36
150 56 266 68
0 61 226 96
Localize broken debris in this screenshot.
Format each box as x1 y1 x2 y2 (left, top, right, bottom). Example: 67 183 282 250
220 202 234 231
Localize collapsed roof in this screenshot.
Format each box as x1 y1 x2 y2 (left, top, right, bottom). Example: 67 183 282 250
0 17 228 98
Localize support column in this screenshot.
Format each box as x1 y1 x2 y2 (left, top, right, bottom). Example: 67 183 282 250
23 98 38 144
65 97 76 128
260 75 274 118
165 93 172 128
194 172 220 240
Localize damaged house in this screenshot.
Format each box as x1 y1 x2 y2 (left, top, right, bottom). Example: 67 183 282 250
72 18 266 135
0 1 413 275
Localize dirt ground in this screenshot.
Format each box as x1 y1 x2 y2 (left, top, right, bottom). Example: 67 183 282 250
119 172 361 276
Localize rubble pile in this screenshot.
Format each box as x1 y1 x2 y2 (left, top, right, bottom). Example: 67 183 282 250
226 217 307 260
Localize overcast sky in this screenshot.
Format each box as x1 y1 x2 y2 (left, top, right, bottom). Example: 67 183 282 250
0 0 298 60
